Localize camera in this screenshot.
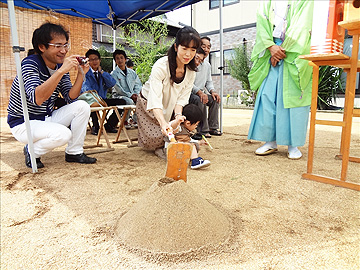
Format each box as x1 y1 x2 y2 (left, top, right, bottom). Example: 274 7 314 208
76 57 88 65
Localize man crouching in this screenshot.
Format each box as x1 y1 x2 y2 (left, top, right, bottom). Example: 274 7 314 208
7 22 97 168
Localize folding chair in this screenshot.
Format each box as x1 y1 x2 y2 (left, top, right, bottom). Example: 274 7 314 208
82 90 115 154
112 104 138 147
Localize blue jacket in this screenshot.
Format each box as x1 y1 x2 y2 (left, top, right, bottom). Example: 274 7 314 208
81 69 116 99
110 66 142 99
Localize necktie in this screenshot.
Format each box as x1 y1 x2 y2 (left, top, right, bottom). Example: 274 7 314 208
94 71 100 85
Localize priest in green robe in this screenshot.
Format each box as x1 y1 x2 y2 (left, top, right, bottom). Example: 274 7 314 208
247 0 314 159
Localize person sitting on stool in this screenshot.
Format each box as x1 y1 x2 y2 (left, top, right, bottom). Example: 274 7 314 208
81 49 126 135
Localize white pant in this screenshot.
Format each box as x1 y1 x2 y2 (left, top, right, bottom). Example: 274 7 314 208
11 100 90 158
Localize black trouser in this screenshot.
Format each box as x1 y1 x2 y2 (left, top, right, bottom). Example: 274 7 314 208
91 98 126 130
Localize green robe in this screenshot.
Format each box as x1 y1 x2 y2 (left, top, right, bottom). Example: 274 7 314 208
248 0 314 108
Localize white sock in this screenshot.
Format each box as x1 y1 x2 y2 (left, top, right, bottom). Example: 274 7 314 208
255 141 277 154
288 146 302 159
264 141 277 149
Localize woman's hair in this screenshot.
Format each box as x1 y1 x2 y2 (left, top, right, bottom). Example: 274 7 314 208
168 26 201 83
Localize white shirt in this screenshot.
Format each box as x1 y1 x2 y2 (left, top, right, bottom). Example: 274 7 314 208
273 1 289 39
141 56 196 122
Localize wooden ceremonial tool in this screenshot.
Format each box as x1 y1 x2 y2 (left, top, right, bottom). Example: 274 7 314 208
165 129 192 182
201 135 213 151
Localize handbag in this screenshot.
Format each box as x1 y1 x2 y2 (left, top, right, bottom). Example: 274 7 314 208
78 90 108 107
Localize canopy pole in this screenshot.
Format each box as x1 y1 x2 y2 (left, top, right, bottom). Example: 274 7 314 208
219 0 224 133
7 0 37 172
113 28 116 70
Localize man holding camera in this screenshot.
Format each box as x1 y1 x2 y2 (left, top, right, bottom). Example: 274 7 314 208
7 22 97 169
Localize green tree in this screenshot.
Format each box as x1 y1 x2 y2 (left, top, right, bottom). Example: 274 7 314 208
115 19 174 83
318 66 344 110
227 41 255 106
97 46 113 73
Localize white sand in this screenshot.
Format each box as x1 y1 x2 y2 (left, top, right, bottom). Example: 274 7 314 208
1 109 359 269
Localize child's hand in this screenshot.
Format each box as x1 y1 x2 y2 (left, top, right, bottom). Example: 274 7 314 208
174 114 186 124
198 139 207 146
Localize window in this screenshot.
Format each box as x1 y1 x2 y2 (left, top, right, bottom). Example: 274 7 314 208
209 49 235 75
224 49 235 74
209 0 239 9
97 24 126 43
209 51 220 75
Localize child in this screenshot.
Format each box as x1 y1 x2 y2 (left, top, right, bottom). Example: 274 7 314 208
169 104 210 169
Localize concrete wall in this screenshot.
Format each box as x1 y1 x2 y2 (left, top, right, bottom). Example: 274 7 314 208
0 3 92 116
192 0 258 33
190 1 258 97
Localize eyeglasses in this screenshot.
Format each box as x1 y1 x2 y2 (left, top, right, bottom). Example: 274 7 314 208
88 58 100 62
47 43 70 50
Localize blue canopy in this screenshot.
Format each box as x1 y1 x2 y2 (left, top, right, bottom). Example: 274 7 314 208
3 0 201 172
1 0 200 29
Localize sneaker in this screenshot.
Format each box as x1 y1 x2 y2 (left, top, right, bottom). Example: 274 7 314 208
65 153 97 164
128 118 138 129
23 145 44 168
91 126 99 135
124 121 132 129
191 133 202 140
104 124 117 133
190 157 210 169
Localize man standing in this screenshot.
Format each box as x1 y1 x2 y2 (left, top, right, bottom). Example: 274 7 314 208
111 50 142 127
189 37 222 138
81 49 126 135
7 22 97 168
247 1 313 159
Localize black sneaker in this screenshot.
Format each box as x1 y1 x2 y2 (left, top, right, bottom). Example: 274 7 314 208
191 133 202 140
91 126 99 135
23 145 44 168
65 153 97 164
104 124 118 133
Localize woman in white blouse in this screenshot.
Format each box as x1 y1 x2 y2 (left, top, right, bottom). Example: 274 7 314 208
136 26 201 158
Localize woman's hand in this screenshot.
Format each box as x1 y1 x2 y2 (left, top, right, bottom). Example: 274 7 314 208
160 122 173 136
152 108 172 136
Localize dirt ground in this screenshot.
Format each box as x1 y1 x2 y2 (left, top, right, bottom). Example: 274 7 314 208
1 109 359 269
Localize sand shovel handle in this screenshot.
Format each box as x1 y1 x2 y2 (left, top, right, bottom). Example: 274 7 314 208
202 135 213 150
166 128 176 143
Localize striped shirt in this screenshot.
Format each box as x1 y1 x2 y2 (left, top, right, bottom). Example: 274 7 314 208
7 54 74 128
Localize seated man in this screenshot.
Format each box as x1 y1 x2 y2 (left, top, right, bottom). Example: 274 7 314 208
81 49 126 135
111 50 142 128
7 22 96 168
189 43 222 139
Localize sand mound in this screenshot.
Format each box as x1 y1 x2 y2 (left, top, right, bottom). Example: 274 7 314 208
114 178 231 254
